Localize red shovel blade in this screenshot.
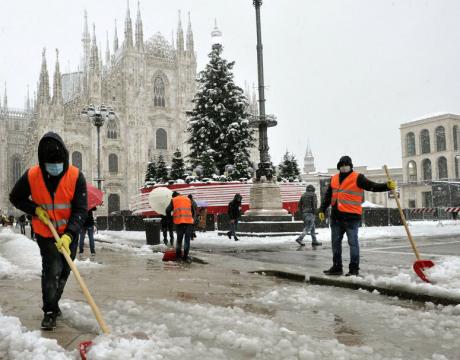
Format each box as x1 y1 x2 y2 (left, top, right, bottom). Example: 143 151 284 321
162 249 177 262
79 341 93 360
413 260 435 283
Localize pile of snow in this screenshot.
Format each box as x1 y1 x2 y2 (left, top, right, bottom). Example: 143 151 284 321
0 307 72 360
95 221 460 250
344 257 460 297
0 228 41 279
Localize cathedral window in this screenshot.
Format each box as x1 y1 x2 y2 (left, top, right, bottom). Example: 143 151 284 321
156 128 167 149
153 76 166 107
454 125 459 151
11 155 22 184
72 151 83 170
107 119 118 139
109 154 118 173
108 194 120 214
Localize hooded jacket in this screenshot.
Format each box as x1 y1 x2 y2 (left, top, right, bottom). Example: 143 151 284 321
298 185 317 215
9 132 87 239
228 194 242 220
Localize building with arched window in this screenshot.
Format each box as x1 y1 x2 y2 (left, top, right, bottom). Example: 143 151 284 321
3 4 200 215
400 113 460 208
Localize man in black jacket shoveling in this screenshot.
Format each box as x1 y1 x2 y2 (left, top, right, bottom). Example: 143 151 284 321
319 156 395 277
9 132 87 330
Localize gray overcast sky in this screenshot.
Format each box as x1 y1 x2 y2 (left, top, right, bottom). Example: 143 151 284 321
1 0 460 172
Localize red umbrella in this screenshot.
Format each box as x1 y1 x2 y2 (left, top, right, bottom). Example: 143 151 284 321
87 184 104 210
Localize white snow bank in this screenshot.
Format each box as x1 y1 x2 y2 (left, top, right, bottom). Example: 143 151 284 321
343 257 460 297
0 307 72 360
96 221 460 250
0 228 41 279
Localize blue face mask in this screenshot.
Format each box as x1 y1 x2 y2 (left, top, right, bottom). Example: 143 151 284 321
45 163 64 176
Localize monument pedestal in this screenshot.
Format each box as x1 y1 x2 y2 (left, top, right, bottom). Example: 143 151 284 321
236 180 299 236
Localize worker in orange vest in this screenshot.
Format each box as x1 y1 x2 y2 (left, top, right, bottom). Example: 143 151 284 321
319 156 396 276
166 191 195 263
9 132 87 330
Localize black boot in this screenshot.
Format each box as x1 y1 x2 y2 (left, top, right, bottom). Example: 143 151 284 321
227 231 232 239
323 266 343 276
312 241 322 246
41 312 56 330
345 269 359 277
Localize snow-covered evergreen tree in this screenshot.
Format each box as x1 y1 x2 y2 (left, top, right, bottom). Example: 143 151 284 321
231 151 253 180
186 43 254 175
156 154 169 182
201 149 216 178
279 151 301 180
170 149 185 180
144 161 157 186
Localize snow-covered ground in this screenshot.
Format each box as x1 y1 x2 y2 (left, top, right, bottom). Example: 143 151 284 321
96 220 460 249
1 224 460 359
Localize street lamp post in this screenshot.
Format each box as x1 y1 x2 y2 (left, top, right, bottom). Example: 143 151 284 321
81 104 116 190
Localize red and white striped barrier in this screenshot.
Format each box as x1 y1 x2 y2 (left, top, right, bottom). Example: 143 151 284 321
445 207 460 213
410 208 436 214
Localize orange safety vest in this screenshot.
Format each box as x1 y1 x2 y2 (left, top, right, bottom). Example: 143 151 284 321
172 195 194 225
28 164 79 237
330 171 364 215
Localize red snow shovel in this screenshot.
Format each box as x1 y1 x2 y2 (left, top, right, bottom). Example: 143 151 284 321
45 221 109 359
384 165 435 283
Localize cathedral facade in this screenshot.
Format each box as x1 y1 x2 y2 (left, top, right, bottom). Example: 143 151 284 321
1 3 197 215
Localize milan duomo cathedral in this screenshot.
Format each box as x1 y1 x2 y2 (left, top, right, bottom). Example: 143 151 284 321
0 3 201 215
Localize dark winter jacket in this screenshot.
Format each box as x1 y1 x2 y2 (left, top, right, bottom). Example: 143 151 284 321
9 132 87 240
228 194 243 221
83 210 95 227
298 186 317 215
320 171 390 221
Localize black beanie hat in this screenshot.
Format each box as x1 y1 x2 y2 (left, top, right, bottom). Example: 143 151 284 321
337 155 353 170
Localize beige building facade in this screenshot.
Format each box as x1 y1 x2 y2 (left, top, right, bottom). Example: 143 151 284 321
400 113 460 208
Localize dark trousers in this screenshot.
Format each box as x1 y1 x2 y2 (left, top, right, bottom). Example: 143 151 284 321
20 224 26 235
36 235 78 313
176 223 193 259
330 218 360 271
162 221 174 245
79 226 95 253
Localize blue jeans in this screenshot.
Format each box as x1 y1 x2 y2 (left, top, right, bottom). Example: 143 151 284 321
330 218 360 271
79 226 95 253
229 219 238 238
176 224 193 259
297 213 316 242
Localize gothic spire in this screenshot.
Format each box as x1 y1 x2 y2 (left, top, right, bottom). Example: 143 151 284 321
306 142 312 157
124 0 133 49
52 49 62 105
186 11 194 54
135 1 144 50
82 10 91 67
105 31 111 64
211 19 223 46
3 82 7 111
90 23 99 72
26 84 31 112
37 48 50 105
176 10 184 53
114 19 119 52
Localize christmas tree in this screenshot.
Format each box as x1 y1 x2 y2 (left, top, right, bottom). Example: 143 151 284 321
156 154 169 182
170 149 185 180
279 151 301 181
144 161 157 186
186 43 254 175
201 149 216 178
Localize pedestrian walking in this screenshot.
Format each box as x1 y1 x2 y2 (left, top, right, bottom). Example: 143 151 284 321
166 191 195 262
18 214 27 235
295 185 322 247
319 155 395 277
9 132 87 330
79 208 96 256
227 193 242 241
